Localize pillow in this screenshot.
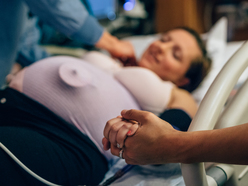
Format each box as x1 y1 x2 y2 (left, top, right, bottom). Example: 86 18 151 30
9 56 140 162
123 34 161 61
202 16 228 66
192 17 228 103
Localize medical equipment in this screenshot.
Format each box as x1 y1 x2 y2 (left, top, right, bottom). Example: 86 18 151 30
238 166 248 180
100 164 135 186
0 142 60 186
0 139 135 186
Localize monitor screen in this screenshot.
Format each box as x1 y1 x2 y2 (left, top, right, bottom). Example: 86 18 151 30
87 0 117 20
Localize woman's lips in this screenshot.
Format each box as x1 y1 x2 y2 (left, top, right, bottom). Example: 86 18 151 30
147 50 159 64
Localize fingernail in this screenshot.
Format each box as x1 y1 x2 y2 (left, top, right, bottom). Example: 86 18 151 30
127 130 132 135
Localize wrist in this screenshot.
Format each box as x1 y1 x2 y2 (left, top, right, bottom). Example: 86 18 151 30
175 132 197 163
158 130 189 163
95 31 119 53
160 130 202 164
177 130 216 164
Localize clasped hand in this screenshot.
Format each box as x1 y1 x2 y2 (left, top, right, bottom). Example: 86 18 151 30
102 109 180 165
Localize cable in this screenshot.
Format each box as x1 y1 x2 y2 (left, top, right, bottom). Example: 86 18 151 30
99 164 135 186
0 142 61 186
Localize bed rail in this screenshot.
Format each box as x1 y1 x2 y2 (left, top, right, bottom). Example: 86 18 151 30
181 41 248 186
215 77 248 129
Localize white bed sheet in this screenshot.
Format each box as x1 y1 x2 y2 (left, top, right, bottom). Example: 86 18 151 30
101 159 185 186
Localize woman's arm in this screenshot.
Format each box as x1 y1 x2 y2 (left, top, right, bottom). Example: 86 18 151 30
167 87 198 118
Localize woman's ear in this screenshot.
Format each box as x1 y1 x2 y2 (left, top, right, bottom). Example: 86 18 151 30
175 77 190 87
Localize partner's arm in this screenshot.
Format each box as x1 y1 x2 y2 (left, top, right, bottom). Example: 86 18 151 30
24 0 135 60
104 109 248 165
179 123 248 165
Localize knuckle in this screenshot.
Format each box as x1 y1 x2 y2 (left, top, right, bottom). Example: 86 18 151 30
111 125 120 132
105 121 110 127
106 119 114 127
122 123 131 129
143 112 153 121
116 136 124 145
127 109 134 117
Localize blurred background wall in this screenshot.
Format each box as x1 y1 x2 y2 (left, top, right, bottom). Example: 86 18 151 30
93 0 248 41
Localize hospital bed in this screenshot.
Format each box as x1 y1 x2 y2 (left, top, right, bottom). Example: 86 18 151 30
99 40 248 186
41 17 248 185
99 18 248 185
3 38 247 186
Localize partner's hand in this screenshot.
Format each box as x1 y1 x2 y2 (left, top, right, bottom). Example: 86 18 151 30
106 109 180 165
95 31 136 65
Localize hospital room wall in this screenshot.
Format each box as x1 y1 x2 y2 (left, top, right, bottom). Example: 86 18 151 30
154 0 248 41
155 0 207 34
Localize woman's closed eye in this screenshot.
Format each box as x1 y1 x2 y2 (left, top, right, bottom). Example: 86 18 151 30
173 47 182 61
160 34 171 42
160 34 182 61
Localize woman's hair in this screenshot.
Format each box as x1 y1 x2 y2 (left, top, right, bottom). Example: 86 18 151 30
178 27 212 93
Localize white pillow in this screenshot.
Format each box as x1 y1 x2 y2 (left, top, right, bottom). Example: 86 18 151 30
192 17 228 104
202 16 228 67
123 34 161 61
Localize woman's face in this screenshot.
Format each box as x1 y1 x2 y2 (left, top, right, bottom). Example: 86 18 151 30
139 29 202 86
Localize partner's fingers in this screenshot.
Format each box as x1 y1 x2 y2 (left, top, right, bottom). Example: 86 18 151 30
121 109 152 124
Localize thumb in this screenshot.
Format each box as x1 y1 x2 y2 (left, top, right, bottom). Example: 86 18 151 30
121 109 152 125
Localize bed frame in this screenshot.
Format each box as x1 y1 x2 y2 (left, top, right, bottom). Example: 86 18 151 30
181 41 248 186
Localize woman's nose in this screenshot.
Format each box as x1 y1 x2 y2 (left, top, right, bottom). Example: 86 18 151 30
153 41 174 55
161 41 174 50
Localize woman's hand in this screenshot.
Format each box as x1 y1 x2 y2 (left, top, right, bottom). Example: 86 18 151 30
102 116 139 150
103 109 182 165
